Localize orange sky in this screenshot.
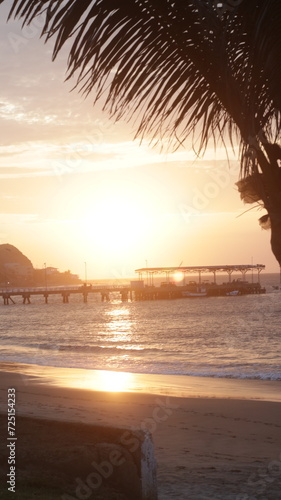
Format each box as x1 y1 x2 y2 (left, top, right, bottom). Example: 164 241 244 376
0 4 278 278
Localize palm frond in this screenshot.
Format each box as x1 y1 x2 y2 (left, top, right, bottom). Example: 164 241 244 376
259 213 271 230
2 0 281 173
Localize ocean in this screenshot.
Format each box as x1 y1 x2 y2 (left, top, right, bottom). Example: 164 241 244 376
1 273 281 382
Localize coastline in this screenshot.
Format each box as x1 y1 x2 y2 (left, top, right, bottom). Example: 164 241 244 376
0 362 281 499
0 360 281 402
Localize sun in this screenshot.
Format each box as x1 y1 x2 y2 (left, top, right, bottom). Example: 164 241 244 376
80 186 152 259
94 196 144 244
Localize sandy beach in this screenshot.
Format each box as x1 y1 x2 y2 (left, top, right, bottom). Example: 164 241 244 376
0 363 281 499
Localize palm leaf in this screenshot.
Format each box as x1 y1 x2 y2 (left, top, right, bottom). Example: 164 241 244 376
2 0 281 173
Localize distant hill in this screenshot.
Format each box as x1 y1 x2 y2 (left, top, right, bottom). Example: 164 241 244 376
0 244 33 286
0 244 81 287
0 244 33 268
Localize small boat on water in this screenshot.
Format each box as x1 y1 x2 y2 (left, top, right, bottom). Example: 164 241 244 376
226 290 240 296
182 290 207 298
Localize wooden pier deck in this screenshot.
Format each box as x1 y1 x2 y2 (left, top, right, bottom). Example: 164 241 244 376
0 285 132 305
0 281 265 305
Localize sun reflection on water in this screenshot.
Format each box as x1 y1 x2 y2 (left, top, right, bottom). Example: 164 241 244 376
105 307 133 341
106 309 130 317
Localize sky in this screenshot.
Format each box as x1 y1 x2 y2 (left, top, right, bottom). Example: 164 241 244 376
0 3 278 279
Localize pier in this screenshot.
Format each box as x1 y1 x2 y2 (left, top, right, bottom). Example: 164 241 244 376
133 264 266 299
135 264 266 286
0 284 132 305
0 265 266 305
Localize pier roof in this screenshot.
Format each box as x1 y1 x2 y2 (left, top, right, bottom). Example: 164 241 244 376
135 264 265 274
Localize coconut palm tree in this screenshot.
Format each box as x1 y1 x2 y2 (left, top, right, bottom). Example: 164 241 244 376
3 0 281 264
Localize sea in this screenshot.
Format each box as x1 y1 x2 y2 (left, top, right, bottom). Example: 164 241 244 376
1 272 281 383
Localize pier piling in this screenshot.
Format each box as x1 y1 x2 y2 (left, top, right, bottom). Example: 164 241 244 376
22 293 31 304
101 292 110 302
121 291 128 301
3 294 15 305
62 293 69 303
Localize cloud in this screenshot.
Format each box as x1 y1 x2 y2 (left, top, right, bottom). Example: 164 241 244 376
0 4 104 146
0 213 40 224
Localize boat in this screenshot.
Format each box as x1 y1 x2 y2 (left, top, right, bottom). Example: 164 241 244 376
182 290 207 297
226 290 240 296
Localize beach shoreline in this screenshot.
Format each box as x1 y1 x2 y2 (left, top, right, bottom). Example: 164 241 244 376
0 363 281 499
0 360 281 402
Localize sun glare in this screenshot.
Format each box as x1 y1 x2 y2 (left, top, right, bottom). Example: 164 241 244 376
95 370 133 392
80 187 152 259
50 368 134 393
173 272 184 282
